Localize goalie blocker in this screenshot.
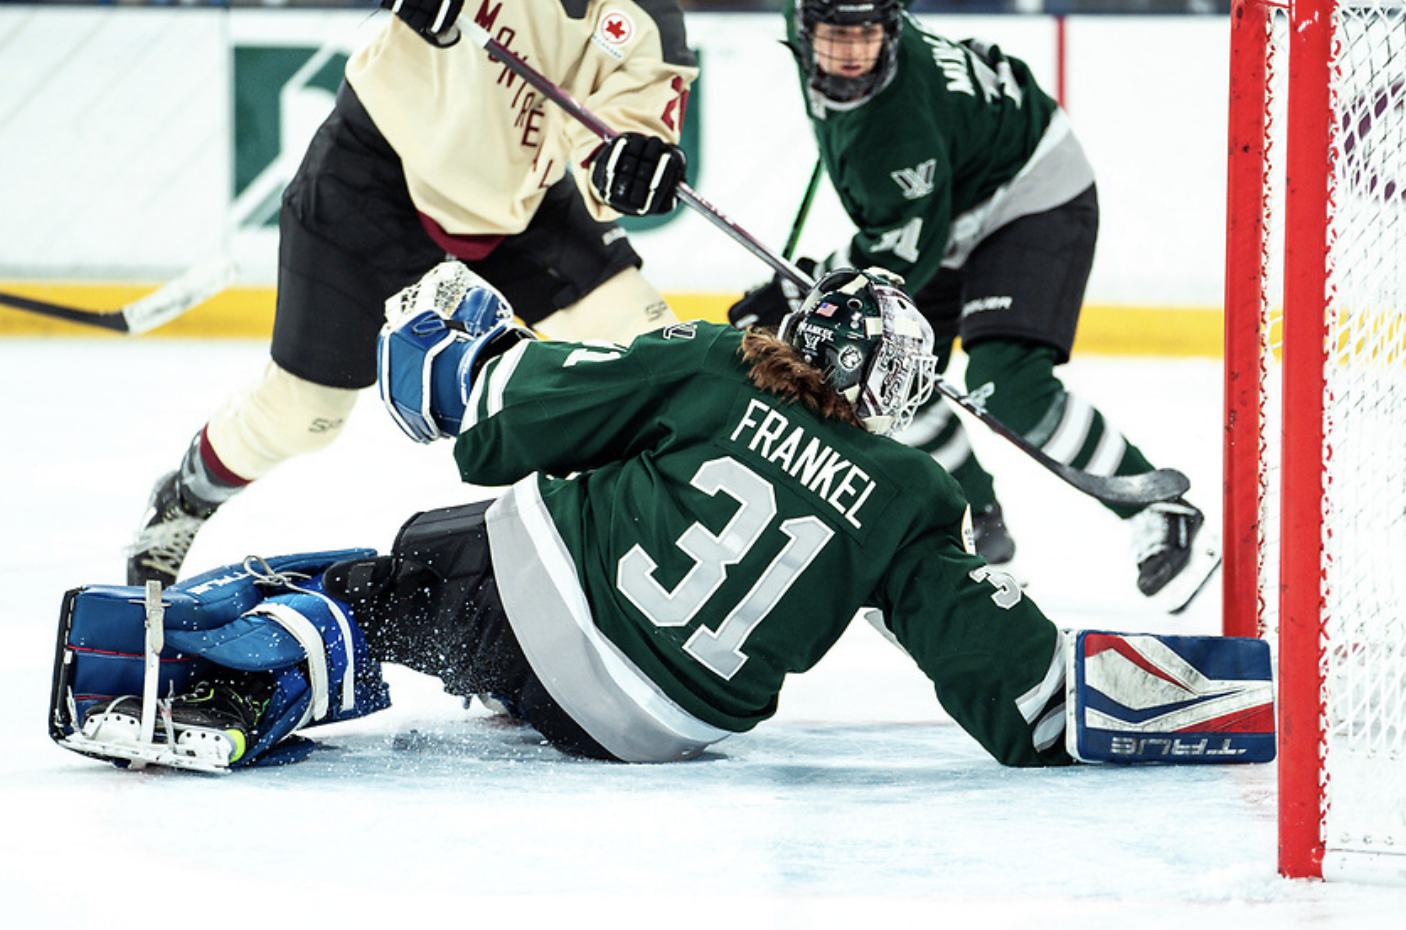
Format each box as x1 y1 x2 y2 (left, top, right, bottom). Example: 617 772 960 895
1064 630 1274 763
49 545 1275 771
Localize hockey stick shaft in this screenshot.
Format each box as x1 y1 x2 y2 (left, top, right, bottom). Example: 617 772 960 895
0 289 130 332
928 379 1189 505
0 257 237 335
458 19 810 286
783 159 823 261
456 20 1186 506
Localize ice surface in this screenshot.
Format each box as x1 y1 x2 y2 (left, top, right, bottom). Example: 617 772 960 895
3 338 1404 927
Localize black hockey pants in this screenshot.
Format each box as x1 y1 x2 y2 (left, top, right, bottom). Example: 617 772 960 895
323 501 615 760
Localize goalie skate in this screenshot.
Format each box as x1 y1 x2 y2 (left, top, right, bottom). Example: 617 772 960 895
72 677 268 773
1128 499 1221 613
67 696 237 774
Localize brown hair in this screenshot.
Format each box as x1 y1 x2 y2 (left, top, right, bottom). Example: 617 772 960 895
739 329 863 429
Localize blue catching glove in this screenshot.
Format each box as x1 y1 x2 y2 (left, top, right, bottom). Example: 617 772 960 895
378 261 517 443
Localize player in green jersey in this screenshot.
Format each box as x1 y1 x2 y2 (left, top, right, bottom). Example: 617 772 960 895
360 260 1070 764
54 261 1274 773
727 0 1219 614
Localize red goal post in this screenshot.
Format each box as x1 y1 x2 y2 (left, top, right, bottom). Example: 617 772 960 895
1225 0 1406 882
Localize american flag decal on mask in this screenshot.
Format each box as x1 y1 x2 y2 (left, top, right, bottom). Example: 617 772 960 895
1066 630 1276 764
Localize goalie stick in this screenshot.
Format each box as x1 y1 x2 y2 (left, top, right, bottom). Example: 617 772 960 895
454 19 1188 506
784 159 824 262
0 257 236 336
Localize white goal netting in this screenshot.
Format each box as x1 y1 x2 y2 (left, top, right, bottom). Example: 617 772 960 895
1232 0 1406 881
1320 5 1406 874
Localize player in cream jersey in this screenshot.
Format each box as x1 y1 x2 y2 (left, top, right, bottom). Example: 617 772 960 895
349 0 697 240
127 0 698 591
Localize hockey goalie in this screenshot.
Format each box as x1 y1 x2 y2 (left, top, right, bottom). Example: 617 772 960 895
49 262 1274 771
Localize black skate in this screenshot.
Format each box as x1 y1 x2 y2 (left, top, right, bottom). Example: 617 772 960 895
79 677 273 772
126 471 218 586
970 501 1016 566
1129 498 1221 613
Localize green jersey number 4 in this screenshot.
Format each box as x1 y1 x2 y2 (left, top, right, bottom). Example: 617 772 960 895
616 456 835 680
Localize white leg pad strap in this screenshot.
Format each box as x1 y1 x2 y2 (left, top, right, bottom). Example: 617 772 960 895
247 585 362 718
249 602 331 722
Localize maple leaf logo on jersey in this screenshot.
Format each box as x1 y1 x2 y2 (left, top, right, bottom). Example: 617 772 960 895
890 159 937 200
592 13 635 60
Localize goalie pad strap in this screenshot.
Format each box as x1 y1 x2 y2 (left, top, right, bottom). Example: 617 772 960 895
248 603 330 721
321 592 359 714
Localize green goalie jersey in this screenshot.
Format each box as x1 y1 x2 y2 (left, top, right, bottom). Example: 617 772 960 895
785 3 1091 292
452 323 1068 767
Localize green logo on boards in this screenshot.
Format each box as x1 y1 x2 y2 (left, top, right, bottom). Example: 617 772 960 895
232 45 700 231
232 45 348 229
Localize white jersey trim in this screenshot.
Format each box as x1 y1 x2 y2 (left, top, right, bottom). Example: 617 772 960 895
464 338 530 430
486 477 732 761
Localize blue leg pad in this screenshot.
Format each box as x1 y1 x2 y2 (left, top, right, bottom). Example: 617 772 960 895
50 550 390 769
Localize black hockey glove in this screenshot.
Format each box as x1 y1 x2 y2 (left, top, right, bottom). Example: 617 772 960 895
382 0 463 45
726 258 820 330
589 133 688 216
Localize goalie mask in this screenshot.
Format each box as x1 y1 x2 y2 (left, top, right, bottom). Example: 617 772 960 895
779 267 937 436
795 0 904 106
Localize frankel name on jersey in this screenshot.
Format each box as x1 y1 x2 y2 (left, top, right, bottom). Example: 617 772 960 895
728 398 876 530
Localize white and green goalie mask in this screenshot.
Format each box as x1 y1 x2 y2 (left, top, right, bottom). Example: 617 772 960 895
779 267 937 436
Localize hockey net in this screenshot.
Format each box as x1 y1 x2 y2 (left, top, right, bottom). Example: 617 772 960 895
1225 0 1406 882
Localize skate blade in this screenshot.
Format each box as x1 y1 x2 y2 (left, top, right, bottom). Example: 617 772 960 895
62 732 232 774
1155 531 1223 615
70 712 233 773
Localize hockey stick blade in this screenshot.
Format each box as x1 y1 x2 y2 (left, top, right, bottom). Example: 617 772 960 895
454 17 1185 507
1043 460 1189 506
0 257 236 335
